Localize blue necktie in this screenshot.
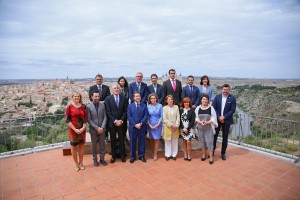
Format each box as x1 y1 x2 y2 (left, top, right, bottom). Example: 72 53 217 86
115 96 119 108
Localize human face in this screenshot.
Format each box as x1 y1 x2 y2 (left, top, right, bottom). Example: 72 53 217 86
96 76 103 85
92 92 100 103
112 86 119 95
222 87 230 97
167 97 174 106
187 77 194 86
136 73 143 83
134 93 141 103
72 94 81 103
184 101 190 109
119 79 125 87
151 76 157 84
169 71 176 79
202 78 208 85
201 97 209 106
149 95 157 105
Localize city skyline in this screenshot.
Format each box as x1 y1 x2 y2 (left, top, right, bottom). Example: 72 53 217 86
1 0 300 79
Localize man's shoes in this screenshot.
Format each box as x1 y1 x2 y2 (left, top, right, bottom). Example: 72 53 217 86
121 157 126 163
130 159 135 164
93 160 99 167
139 157 147 163
110 158 115 163
100 160 107 166
221 154 226 160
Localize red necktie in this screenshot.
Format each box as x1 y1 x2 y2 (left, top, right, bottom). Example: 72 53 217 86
172 79 176 92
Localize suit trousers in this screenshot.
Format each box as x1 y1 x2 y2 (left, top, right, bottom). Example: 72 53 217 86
129 129 145 159
213 122 230 155
164 132 178 158
90 132 105 161
110 125 125 158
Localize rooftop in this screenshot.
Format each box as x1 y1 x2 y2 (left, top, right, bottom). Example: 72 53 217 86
2 144 300 200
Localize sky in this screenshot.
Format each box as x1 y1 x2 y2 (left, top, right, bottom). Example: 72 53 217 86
0 0 300 79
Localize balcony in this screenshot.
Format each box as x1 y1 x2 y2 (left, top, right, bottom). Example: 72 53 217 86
1 114 300 199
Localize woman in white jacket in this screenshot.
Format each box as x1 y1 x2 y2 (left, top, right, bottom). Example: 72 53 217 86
195 94 218 164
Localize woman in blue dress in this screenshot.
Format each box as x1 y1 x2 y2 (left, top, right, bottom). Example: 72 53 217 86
147 93 163 161
199 75 214 105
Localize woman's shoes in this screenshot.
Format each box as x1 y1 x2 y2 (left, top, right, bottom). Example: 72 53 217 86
80 166 85 170
184 157 188 161
75 167 80 171
165 156 170 161
201 157 206 161
209 160 214 165
188 158 192 162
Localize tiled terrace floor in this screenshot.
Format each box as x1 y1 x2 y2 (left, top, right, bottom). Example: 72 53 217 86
1 145 300 200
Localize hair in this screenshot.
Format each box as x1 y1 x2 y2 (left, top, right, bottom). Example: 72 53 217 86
151 74 158 79
90 90 100 98
201 93 209 101
111 82 120 89
200 75 210 85
187 75 194 80
95 74 103 79
222 84 230 88
72 92 83 104
133 91 141 98
168 69 176 74
180 97 192 108
164 95 174 106
136 72 143 77
148 93 158 102
118 76 129 88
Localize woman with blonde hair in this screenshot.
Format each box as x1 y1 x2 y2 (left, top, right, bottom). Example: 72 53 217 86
162 95 180 160
65 92 87 171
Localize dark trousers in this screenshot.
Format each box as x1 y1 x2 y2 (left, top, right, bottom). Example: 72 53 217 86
110 125 125 159
213 122 231 155
90 132 105 161
129 130 145 160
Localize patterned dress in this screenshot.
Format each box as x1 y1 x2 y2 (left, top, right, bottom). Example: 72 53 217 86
180 109 196 141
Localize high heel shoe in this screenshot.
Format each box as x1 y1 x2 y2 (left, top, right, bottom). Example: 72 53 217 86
184 157 188 161
188 158 192 161
201 157 206 161
209 160 214 165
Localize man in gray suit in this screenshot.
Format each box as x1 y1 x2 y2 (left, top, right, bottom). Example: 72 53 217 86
87 91 107 167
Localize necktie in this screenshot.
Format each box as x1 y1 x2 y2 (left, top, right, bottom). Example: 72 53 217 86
115 96 119 108
137 103 140 111
190 86 193 93
138 84 141 92
154 86 157 94
98 85 102 95
172 79 176 92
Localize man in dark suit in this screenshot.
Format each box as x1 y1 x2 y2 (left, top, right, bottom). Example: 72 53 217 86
89 74 111 141
86 91 107 167
163 69 182 106
181 75 200 108
212 84 236 160
148 74 165 104
127 92 148 163
89 74 111 102
105 83 128 163
129 72 149 104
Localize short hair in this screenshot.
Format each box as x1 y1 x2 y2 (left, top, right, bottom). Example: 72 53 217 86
95 74 103 79
168 69 176 74
201 93 209 101
118 76 129 88
133 91 141 98
136 72 143 77
222 84 230 88
91 90 100 98
148 93 158 102
200 75 210 85
164 95 174 106
111 83 120 89
180 97 192 108
187 75 194 80
151 74 158 79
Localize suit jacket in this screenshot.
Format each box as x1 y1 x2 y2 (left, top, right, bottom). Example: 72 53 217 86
163 79 182 105
86 102 107 134
129 82 149 104
162 105 180 139
212 93 236 125
181 85 200 106
105 94 128 128
127 102 148 133
89 84 111 101
148 84 165 104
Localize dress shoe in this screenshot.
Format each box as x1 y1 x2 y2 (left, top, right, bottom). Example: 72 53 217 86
172 156 176 161
121 157 126 163
130 159 135 164
165 156 170 161
201 157 206 161
188 158 192 162
110 158 115 163
184 157 188 161
100 160 107 166
209 160 214 165
139 157 147 163
93 160 99 167
221 154 226 160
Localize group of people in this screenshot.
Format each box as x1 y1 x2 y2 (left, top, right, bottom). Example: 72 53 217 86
65 69 236 171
